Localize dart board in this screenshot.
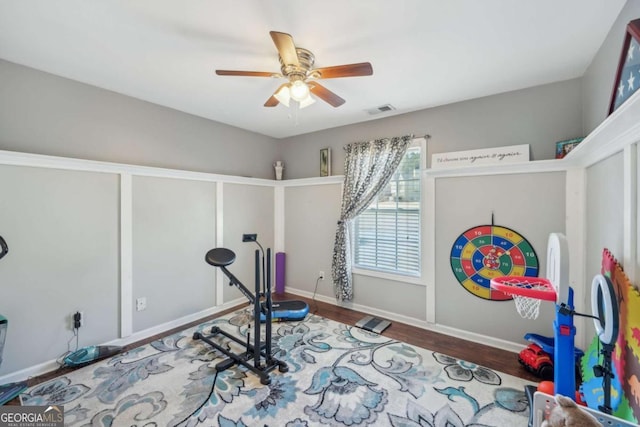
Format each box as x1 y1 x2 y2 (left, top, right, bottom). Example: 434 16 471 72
450 225 539 300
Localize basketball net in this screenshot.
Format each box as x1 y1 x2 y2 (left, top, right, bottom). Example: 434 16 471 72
512 294 542 320
491 276 557 320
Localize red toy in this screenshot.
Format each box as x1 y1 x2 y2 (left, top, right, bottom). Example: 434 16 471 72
519 342 554 380
518 333 584 381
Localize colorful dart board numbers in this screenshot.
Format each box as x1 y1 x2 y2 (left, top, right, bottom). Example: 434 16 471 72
450 225 539 300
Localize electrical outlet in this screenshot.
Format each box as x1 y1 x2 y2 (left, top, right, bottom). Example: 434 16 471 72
136 297 147 311
319 271 325 280
73 311 82 329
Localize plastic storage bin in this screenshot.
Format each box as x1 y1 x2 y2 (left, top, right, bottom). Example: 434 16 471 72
532 391 637 426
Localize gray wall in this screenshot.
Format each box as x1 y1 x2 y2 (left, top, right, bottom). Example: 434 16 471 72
0 165 119 375
277 72 580 342
284 184 342 300
0 167 275 376
284 182 427 322
283 171 567 344
132 176 217 332
278 79 583 179
222 184 274 302
435 172 566 343
582 1 640 134
352 275 427 322
585 153 625 286
0 59 279 179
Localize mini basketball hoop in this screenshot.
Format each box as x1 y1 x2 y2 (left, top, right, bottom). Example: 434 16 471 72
490 276 557 319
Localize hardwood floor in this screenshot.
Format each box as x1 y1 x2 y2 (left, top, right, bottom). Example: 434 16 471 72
5 291 539 405
281 292 540 383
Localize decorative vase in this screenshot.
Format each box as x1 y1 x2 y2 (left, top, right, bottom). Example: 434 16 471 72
274 161 284 180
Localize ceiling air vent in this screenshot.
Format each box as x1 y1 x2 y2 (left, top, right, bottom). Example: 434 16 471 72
366 104 396 115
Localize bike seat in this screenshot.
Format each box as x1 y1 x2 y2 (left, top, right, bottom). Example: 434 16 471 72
205 248 236 267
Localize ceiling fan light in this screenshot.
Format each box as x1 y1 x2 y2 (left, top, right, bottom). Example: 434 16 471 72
290 80 310 101
274 85 290 107
298 94 316 109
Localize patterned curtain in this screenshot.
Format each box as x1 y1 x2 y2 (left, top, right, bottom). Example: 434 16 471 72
331 135 413 301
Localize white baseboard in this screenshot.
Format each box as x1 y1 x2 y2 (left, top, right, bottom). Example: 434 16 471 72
0 298 245 385
104 298 245 347
425 323 523 354
0 360 61 387
287 288 430 329
285 287 522 354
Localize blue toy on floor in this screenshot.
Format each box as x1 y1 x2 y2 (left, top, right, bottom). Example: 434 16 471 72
63 345 122 368
260 300 309 322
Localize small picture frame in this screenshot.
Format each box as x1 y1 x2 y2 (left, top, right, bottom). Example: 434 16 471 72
555 137 584 159
609 18 640 115
320 148 331 177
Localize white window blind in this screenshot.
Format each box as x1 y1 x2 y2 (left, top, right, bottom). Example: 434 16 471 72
354 145 421 276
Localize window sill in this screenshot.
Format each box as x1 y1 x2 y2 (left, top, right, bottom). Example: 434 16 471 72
352 267 424 286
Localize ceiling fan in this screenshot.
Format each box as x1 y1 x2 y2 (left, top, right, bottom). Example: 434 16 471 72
215 31 373 108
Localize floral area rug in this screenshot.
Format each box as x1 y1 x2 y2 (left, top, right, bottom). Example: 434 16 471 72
21 309 533 426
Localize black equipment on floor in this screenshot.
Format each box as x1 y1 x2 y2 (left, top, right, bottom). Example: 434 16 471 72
356 315 391 333
241 234 309 322
194 242 288 385
590 274 619 415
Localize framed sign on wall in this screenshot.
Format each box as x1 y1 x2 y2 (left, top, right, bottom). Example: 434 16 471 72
320 148 331 177
609 18 640 115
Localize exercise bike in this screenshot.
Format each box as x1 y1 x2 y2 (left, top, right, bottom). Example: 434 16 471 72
193 236 291 385
241 234 309 323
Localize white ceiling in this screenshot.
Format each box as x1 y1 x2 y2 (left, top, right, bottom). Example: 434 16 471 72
0 1 627 139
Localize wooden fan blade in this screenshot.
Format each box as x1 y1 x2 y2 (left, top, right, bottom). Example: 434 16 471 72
313 62 373 79
264 95 279 107
270 31 299 66
264 84 288 107
309 82 345 107
216 70 277 77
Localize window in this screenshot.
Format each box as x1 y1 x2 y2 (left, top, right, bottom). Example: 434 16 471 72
354 143 421 276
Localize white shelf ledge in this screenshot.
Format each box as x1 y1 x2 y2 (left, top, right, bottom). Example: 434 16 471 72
425 89 640 179
563 89 640 168
424 158 568 178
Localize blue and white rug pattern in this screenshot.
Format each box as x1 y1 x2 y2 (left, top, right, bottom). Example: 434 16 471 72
21 309 532 426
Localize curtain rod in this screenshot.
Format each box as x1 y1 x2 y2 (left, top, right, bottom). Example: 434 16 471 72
344 134 431 149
